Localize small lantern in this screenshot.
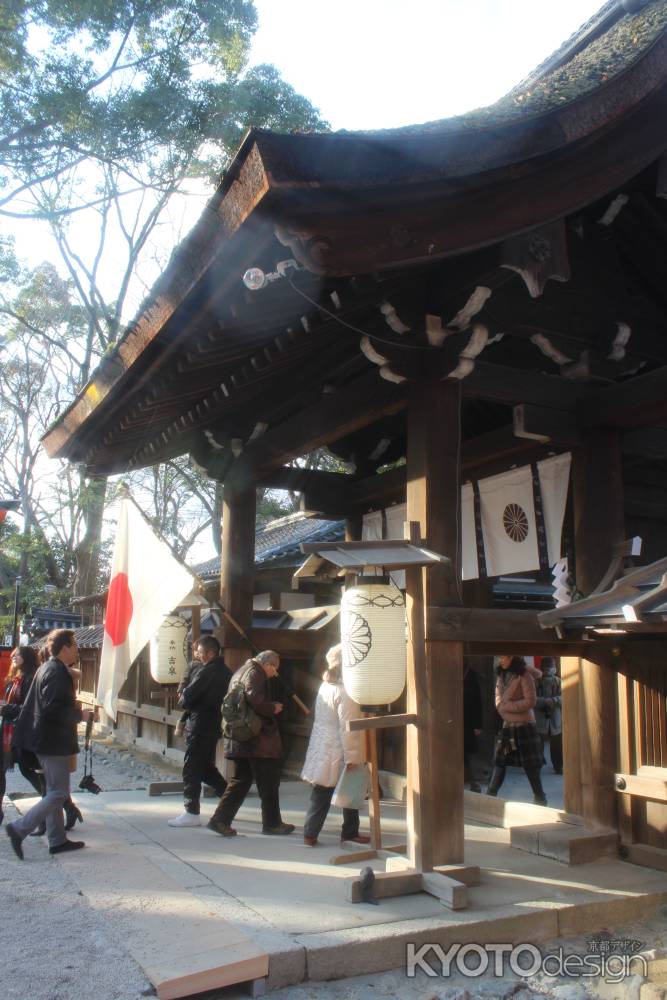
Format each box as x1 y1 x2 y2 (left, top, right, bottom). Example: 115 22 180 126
150 614 188 684
341 579 407 706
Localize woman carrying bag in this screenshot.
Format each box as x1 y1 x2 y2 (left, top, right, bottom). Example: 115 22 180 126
0 646 44 825
486 654 547 807
301 644 370 847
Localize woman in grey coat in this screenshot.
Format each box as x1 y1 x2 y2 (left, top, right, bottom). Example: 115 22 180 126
534 658 562 774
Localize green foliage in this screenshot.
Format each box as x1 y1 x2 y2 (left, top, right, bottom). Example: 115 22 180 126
0 519 72 615
0 0 325 212
0 1 327 597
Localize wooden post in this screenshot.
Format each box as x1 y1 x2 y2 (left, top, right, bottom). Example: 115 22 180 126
572 429 622 830
616 668 636 845
404 528 434 871
406 379 464 866
365 726 382 849
191 605 201 645
561 656 582 817
219 476 256 670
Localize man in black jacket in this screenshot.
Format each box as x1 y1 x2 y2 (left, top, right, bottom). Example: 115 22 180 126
6 629 90 859
168 634 230 828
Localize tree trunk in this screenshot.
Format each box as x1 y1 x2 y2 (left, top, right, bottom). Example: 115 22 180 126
73 475 107 597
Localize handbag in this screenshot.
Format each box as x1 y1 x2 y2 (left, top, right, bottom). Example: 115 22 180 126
332 763 370 810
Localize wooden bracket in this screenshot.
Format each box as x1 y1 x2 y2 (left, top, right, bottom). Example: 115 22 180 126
345 863 480 910
615 772 667 803
347 713 417 732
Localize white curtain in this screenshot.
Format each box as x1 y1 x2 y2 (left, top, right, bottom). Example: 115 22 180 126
384 503 406 588
361 509 383 541
538 453 571 566
479 466 540 577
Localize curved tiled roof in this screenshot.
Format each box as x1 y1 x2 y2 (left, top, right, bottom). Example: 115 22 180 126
194 514 345 579
338 1 667 136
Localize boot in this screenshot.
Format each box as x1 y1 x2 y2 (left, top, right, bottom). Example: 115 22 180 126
486 766 506 797
525 768 547 806
64 798 83 831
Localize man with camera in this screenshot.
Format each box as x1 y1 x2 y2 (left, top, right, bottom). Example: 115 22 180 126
168 634 231 828
6 629 92 859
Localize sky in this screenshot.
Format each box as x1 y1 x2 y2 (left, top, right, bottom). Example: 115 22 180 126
249 0 604 130
5 0 605 559
9 1 604 303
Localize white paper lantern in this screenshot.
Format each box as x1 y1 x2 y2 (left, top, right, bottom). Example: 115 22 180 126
341 581 407 706
150 614 188 684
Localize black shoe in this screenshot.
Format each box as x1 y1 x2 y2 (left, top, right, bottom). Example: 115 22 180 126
64 800 83 831
6 823 24 860
206 818 237 837
469 782 481 793
49 839 85 855
262 823 295 836
533 797 548 807
29 823 46 836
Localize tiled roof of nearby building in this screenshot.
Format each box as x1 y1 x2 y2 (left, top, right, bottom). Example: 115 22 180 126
73 624 105 649
194 513 345 579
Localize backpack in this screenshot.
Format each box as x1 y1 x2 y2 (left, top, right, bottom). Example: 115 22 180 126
221 670 262 742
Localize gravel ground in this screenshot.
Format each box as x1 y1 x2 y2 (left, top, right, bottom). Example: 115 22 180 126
2 738 666 1000
1 736 171 1000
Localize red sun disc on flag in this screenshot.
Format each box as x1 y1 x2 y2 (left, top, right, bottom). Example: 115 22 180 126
106 572 133 645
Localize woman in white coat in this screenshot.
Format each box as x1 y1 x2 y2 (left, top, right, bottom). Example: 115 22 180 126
301 644 370 847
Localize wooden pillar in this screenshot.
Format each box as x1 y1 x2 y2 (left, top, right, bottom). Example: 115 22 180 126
572 429 623 829
561 656 583 816
191 605 201 645
406 379 464 866
573 427 624 596
219 476 256 670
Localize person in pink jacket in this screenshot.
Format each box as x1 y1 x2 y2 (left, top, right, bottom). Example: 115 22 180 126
486 655 547 806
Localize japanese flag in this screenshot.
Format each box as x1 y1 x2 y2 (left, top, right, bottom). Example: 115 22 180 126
97 499 194 720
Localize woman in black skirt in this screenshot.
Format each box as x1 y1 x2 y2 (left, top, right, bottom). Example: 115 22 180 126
0 646 44 824
486 655 547 806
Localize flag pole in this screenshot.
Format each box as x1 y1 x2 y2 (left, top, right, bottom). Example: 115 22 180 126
212 600 310 717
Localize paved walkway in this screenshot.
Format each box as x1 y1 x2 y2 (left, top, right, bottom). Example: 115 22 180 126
4 744 666 1000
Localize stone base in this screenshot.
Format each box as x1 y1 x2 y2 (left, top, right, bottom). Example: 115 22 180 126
510 823 619 864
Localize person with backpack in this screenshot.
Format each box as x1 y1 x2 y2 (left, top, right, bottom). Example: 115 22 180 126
208 650 295 838
168 634 231 827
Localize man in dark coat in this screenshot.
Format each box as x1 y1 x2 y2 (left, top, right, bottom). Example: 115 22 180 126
6 629 90 859
168 634 231 827
208 650 294 838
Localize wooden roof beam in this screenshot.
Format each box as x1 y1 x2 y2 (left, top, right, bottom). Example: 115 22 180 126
579 365 667 429
231 369 408 484
298 425 554 518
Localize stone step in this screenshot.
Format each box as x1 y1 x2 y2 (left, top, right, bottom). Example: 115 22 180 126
510 823 618 865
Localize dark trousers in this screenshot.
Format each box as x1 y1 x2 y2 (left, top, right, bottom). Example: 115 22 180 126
211 757 282 829
1 752 44 818
304 783 360 841
487 765 547 803
541 733 563 773
183 729 227 815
